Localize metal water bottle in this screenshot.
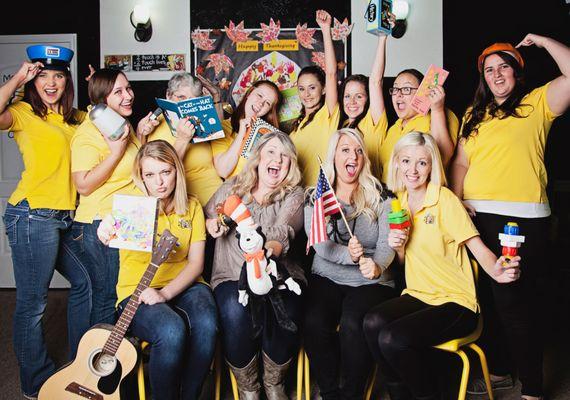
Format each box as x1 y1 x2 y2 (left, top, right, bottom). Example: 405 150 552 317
89 104 128 141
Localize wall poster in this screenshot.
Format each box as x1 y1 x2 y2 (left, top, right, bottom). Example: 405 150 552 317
191 18 351 122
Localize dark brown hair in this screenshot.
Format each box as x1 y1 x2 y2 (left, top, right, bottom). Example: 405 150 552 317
23 69 79 125
88 68 127 105
462 51 530 139
291 65 326 132
231 80 282 132
337 74 369 130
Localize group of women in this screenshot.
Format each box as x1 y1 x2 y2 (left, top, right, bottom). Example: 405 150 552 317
1 8 569 400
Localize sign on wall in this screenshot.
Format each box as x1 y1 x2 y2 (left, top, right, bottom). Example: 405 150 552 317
103 54 186 72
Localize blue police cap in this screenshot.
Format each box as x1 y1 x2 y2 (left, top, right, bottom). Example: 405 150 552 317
26 45 74 71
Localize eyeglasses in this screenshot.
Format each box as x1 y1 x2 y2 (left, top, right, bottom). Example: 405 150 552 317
388 87 418 96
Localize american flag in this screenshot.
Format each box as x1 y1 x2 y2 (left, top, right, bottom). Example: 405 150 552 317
307 168 341 250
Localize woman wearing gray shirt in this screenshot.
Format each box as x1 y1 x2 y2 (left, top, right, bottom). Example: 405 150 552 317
304 128 396 400
205 131 305 400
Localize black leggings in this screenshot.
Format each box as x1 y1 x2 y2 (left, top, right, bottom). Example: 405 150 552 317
473 212 549 397
303 274 396 400
363 295 477 399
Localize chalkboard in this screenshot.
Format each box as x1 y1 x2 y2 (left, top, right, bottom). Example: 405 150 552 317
131 54 185 72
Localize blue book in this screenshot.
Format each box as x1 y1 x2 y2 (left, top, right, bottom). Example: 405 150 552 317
155 95 225 143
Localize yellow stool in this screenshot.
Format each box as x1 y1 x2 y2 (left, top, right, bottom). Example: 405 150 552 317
137 341 149 400
364 260 493 400
137 341 222 400
228 347 305 400
303 349 377 399
432 260 493 400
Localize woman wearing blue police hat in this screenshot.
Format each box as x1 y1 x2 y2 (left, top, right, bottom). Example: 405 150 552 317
0 44 92 399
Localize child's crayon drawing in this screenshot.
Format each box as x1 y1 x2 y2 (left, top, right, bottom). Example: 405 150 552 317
109 195 158 252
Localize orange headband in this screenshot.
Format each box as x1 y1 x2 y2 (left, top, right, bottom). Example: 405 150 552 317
478 42 524 72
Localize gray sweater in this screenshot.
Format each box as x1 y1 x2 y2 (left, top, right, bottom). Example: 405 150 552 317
304 199 395 287
205 179 306 289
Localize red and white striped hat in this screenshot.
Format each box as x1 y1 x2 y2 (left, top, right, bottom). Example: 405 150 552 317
222 195 257 231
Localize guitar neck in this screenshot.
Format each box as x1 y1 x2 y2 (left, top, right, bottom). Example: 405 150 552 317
102 262 159 356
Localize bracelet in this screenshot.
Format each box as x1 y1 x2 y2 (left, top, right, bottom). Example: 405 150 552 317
213 99 221 104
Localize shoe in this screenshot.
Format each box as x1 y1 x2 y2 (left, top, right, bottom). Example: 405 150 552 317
467 375 514 395
227 355 261 400
262 351 291 400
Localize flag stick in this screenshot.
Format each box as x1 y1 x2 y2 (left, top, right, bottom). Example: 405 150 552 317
317 156 354 238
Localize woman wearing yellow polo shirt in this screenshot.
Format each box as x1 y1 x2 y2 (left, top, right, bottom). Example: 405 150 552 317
145 72 223 206
0 46 92 399
289 10 340 187
212 79 282 179
364 132 520 400
450 34 570 400
378 68 458 183
71 69 155 325
97 140 217 400
321 11 389 176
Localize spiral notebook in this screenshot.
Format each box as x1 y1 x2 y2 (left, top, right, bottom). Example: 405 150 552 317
239 118 279 160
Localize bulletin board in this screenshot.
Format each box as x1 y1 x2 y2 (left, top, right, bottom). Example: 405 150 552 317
191 21 350 110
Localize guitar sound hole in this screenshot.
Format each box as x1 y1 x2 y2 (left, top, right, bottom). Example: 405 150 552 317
88 349 117 377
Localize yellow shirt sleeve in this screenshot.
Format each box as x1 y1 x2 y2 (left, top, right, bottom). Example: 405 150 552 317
211 118 234 156
189 198 206 243
71 126 105 173
440 188 479 245
358 109 388 177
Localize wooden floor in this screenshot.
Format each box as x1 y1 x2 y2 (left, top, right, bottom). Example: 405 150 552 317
1 286 570 400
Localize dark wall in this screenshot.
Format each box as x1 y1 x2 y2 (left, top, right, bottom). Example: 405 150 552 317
2 0 568 181
0 1 101 110
443 0 570 183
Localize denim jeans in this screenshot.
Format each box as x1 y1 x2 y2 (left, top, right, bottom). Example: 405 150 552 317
214 280 304 367
76 220 120 325
3 200 92 397
119 282 218 400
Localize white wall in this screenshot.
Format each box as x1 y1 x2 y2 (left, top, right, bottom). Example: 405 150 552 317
100 0 190 80
351 0 443 77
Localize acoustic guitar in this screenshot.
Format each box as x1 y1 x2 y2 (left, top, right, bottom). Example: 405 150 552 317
38 229 178 399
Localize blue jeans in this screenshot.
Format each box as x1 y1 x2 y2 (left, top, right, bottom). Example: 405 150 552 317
3 200 92 397
119 282 218 400
76 220 120 325
214 280 303 367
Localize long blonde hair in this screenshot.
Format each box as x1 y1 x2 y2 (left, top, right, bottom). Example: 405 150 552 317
232 130 301 205
315 128 384 220
387 132 446 193
132 140 188 215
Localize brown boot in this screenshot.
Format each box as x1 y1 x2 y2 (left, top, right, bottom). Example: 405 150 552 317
227 355 261 400
262 351 291 400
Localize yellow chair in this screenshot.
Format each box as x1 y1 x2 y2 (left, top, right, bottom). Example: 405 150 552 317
432 259 493 400
137 341 222 400
359 260 492 400
303 346 377 400
228 347 305 400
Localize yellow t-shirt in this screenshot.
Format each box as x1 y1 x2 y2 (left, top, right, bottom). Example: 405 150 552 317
348 109 389 178
147 120 222 206
210 118 247 178
380 108 459 183
461 83 558 204
116 197 206 304
7 101 85 210
290 104 341 187
401 183 479 312
71 112 141 223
